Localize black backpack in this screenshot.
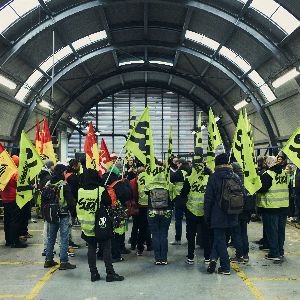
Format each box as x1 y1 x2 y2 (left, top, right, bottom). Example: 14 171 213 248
41 183 63 224
219 175 244 214
150 188 169 209
113 179 133 203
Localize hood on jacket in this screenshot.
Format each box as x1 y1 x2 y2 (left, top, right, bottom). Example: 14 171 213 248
80 169 101 189
214 165 234 179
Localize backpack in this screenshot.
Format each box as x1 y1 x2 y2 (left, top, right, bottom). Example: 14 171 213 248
41 182 64 224
219 175 244 214
150 188 169 209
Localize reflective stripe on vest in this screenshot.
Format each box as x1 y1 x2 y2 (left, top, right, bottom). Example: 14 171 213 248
137 172 148 206
186 168 208 217
257 170 289 209
77 187 104 237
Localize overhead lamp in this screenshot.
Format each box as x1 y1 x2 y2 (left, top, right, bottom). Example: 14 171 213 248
119 60 144 66
272 67 300 88
149 60 173 67
95 131 101 136
70 117 79 125
39 100 53 110
215 116 220 122
234 100 249 111
0 74 17 90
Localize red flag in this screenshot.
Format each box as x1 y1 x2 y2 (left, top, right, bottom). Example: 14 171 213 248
35 120 42 154
99 138 112 175
41 118 56 163
84 122 99 170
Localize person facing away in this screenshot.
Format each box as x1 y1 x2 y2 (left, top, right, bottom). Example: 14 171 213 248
204 153 240 275
77 169 124 282
44 164 77 270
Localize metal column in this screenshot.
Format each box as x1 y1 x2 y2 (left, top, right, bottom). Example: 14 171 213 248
177 94 180 153
112 94 115 151
161 89 164 161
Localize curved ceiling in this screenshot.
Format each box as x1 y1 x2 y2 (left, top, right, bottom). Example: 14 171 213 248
0 0 299 146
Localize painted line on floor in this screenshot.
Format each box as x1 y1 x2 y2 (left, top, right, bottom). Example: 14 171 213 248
231 262 265 300
25 265 60 300
249 277 300 281
0 262 44 265
0 295 27 299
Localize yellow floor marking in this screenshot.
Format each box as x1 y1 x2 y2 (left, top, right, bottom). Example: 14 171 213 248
25 265 59 300
0 262 43 265
250 277 300 281
286 251 300 255
231 262 265 300
0 295 27 299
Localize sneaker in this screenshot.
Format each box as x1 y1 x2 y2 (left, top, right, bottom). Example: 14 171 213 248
121 248 131 255
161 261 168 265
243 255 249 263
68 251 75 257
186 258 194 265
170 240 181 245
265 254 280 261
155 261 162 265
19 236 27 242
91 272 101 282
24 233 33 239
204 259 210 265
230 256 245 264
259 245 270 251
136 250 143 256
106 273 124 282
112 257 125 263
31 218 37 223
44 260 58 268
207 260 217 274
42 249 56 256
69 242 80 249
59 262 76 270
217 267 231 275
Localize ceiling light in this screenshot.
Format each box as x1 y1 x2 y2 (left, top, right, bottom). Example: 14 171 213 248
70 117 79 125
119 60 144 66
149 60 173 67
272 68 300 88
234 100 248 111
0 74 17 89
215 117 220 122
39 100 53 110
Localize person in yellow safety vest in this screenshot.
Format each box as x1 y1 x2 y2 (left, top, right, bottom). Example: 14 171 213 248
169 158 191 245
145 162 172 265
129 166 153 255
178 162 212 264
77 169 124 282
257 154 290 262
101 164 132 262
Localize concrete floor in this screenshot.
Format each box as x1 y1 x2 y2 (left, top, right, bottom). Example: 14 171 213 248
0 219 300 300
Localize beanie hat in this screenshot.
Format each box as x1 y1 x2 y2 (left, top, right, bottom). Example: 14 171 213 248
44 159 54 169
11 155 19 167
215 153 229 166
53 163 67 178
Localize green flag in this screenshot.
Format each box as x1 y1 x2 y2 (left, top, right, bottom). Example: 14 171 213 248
125 107 155 171
165 127 172 190
206 108 223 170
17 131 43 208
194 112 203 163
232 111 261 195
282 124 300 169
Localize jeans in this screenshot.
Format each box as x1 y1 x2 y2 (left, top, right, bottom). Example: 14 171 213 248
174 206 185 241
231 219 249 257
111 232 123 259
46 215 70 263
3 202 21 245
186 210 212 260
148 211 172 261
210 228 230 272
294 195 300 222
88 240 115 275
264 212 287 257
131 208 152 251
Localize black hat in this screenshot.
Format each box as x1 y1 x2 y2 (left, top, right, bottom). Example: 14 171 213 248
53 164 67 177
215 153 229 166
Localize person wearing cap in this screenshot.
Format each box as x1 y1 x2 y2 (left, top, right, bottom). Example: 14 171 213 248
204 153 239 275
110 152 118 164
257 153 290 262
1 155 27 248
44 164 77 270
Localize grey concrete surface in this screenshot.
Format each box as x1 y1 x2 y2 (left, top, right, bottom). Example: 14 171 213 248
0 219 300 300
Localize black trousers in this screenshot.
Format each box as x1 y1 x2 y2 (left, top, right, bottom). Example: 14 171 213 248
3 202 21 244
88 240 114 275
186 209 212 260
19 202 31 236
131 207 152 251
111 233 123 259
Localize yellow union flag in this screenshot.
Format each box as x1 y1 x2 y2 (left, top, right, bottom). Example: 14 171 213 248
282 124 300 169
125 107 155 172
0 144 17 191
17 131 43 208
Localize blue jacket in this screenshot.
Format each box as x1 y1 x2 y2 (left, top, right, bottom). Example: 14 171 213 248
204 166 238 229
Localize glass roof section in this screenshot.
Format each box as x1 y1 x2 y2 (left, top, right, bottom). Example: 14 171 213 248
72 31 107 50
0 0 39 33
186 30 219 50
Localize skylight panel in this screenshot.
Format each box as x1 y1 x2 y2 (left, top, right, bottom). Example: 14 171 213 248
259 84 276 102
271 6 300 35
248 71 265 87
26 70 43 87
15 86 29 102
185 30 220 50
149 60 173 67
0 6 19 33
234 100 248 111
219 47 236 61
200 35 219 50
0 74 17 90
72 31 107 50
10 0 39 17
250 0 279 18
119 60 144 66
89 31 107 42
72 36 91 50
272 68 300 88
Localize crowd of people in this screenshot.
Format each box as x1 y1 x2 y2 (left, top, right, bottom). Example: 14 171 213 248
0 150 298 281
